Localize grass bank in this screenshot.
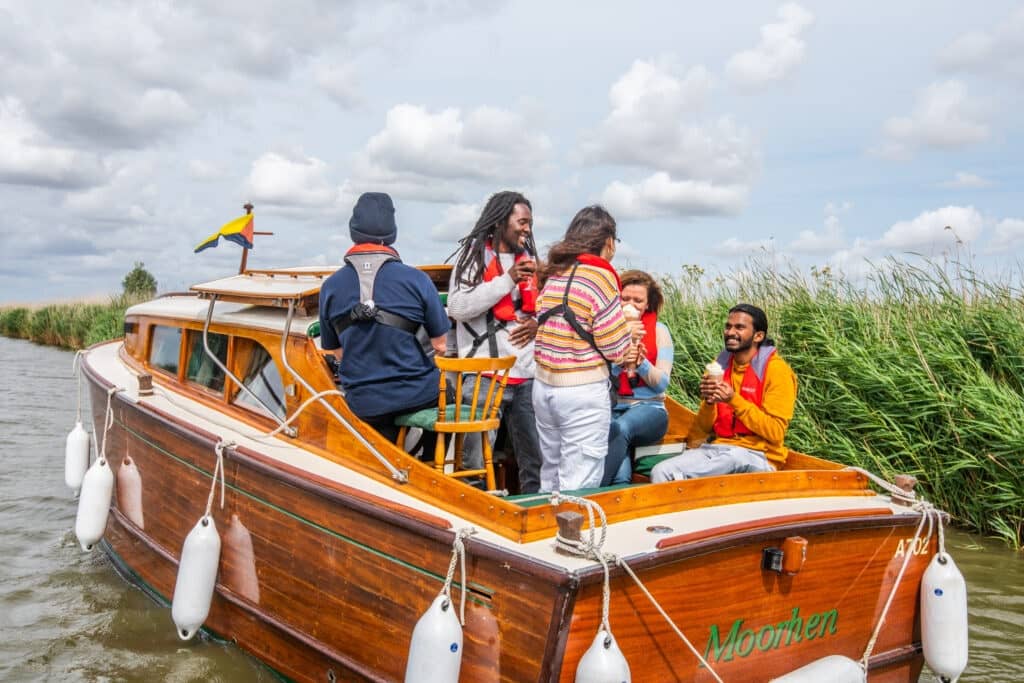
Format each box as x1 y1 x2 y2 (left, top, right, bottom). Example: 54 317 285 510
661 259 1024 549
0 294 146 350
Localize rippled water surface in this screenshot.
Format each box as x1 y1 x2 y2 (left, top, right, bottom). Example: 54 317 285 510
0 337 1019 681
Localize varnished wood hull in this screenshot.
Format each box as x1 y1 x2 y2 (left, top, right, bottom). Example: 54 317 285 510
84 356 932 682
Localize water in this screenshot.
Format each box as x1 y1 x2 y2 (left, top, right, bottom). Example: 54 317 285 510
0 336 1019 682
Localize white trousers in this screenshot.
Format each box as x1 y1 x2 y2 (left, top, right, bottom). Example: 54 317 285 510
532 379 611 493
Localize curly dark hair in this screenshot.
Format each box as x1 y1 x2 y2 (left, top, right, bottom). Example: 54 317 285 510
447 191 534 289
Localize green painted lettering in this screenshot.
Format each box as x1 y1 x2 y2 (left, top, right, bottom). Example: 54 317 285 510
804 613 821 641
818 609 838 637
784 607 803 645
703 619 742 663
735 629 756 657
756 625 775 651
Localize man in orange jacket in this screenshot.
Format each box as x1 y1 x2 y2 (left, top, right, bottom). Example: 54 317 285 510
651 304 797 481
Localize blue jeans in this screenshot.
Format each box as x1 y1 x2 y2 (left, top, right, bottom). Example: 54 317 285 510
602 402 669 486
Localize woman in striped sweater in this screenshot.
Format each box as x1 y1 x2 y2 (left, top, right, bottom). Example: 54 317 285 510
532 206 635 492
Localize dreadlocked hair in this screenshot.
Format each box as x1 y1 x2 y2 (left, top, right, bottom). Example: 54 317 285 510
541 205 617 283
447 191 535 289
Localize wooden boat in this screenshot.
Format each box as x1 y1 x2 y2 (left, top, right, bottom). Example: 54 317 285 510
73 264 952 682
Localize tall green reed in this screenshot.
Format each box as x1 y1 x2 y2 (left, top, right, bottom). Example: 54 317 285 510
661 258 1024 549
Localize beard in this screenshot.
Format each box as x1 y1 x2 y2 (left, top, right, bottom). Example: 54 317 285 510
724 336 753 352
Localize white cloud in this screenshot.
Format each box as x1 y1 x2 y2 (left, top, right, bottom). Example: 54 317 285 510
0 97 107 189
726 3 815 89
431 202 482 241
710 236 773 257
314 62 361 109
789 202 850 254
940 9 1024 81
875 205 983 251
940 171 991 189
188 159 223 181
989 218 1024 250
600 173 747 219
874 80 988 159
582 60 757 184
352 103 552 201
245 152 342 209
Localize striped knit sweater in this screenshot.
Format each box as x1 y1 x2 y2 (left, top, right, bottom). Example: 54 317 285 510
534 263 633 386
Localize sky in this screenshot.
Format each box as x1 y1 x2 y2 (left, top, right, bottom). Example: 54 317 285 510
1 1 1022 302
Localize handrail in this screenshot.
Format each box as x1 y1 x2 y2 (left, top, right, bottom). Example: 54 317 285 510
279 300 408 483
201 295 295 436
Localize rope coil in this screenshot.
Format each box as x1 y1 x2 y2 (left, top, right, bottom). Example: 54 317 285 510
441 527 476 625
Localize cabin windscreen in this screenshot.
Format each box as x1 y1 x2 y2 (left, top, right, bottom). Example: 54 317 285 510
150 325 182 375
233 342 286 420
186 331 227 392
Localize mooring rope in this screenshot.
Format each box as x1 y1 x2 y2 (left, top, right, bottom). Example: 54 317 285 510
72 350 86 423
98 386 123 464
203 440 233 518
844 466 918 505
440 527 477 625
860 501 940 670
550 492 724 682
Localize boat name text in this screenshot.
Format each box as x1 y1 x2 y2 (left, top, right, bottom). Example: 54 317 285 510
702 606 838 664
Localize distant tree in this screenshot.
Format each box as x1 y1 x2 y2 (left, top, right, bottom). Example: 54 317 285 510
122 261 157 298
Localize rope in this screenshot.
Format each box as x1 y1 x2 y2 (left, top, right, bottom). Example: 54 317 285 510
616 559 725 683
98 386 123 464
844 466 918 505
440 527 476 625
860 502 939 669
203 440 233 518
72 350 85 422
550 492 723 680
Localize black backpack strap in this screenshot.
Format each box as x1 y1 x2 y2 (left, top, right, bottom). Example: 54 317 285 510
536 262 612 369
462 313 508 358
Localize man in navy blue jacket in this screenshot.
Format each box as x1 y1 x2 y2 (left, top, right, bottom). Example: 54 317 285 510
319 192 450 441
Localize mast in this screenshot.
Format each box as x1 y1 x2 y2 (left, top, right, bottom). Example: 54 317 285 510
237 202 274 275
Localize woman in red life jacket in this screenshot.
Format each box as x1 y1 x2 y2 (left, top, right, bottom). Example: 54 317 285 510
533 206 638 493
446 191 543 492
602 270 675 486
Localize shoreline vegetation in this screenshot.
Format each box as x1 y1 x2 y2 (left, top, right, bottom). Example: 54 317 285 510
1 258 1021 548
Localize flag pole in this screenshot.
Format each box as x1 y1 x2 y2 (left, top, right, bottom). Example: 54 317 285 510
238 203 254 274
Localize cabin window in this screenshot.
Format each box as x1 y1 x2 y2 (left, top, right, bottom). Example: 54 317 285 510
149 325 182 375
186 331 228 392
232 342 286 420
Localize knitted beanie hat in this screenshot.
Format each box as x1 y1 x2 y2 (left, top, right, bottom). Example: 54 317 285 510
349 192 397 245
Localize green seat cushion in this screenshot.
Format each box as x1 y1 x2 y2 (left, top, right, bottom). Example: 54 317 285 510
394 405 484 430
633 453 680 478
307 320 320 338
506 483 637 507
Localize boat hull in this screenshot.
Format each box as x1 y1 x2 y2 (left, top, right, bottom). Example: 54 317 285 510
84 354 932 682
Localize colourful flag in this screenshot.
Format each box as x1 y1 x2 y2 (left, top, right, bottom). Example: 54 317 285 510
194 214 255 253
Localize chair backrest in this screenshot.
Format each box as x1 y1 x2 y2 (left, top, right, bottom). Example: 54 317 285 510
433 355 516 432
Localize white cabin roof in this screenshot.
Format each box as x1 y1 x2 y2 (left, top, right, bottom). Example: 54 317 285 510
190 267 336 312
126 294 317 336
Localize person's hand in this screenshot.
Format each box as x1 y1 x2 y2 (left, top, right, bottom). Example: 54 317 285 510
623 342 641 366
508 315 538 347
628 319 645 342
507 258 536 283
699 375 734 404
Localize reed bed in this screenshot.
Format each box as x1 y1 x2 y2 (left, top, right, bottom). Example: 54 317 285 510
0 293 142 350
661 259 1024 549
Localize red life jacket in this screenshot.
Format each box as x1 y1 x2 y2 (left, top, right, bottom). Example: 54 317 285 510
483 242 537 320
713 346 776 438
617 311 658 395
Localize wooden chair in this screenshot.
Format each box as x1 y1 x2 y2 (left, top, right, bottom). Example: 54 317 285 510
394 355 516 491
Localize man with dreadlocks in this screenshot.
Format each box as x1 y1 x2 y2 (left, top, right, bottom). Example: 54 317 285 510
446 190 543 493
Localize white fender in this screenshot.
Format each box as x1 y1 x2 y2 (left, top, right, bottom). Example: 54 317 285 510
64 421 90 490
74 457 114 551
921 552 968 681
171 515 222 640
404 594 463 683
116 456 144 529
770 655 865 682
575 629 631 683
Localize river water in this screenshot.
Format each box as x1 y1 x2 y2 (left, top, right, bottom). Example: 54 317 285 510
0 336 1019 682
